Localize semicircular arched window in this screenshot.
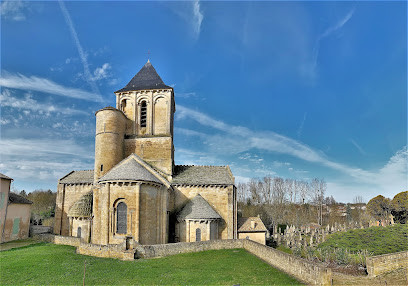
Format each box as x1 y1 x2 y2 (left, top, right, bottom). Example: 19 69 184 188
121 99 127 112
116 202 127 234
140 101 147 128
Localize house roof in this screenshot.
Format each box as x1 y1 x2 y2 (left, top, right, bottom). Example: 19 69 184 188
60 170 94 184
238 217 267 233
99 155 163 184
172 165 234 185
177 194 221 220
68 191 93 218
115 60 171 93
0 172 13 180
8 193 32 205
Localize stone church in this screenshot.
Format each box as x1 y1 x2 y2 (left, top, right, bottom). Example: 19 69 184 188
54 61 237 245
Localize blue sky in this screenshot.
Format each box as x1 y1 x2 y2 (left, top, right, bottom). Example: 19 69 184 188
0 1 406 203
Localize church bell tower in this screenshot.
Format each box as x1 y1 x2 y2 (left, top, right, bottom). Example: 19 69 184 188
94 60 175 182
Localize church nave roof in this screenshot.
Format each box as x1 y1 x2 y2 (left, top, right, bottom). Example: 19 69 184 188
172 165 234 186
60 170 94 184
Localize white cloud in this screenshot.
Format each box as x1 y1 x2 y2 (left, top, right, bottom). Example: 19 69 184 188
176 105 406 188
0 137 94 188
0 118 11 125
327 148 407 202
192 0 203 39
92 63 111 81
311 8 355 74
177 92 197 98
167 1 203 40
350 138 366 155
0 0 28 21
0 89 87 115
0 71 103 102
297 112 307 138
0 138 93 159
58 0 101 95
177 105 407 201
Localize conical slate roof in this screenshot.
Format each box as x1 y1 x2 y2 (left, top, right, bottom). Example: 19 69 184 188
177 194 221 220
115 60 171 93
99 156 162 184
68 191 93 218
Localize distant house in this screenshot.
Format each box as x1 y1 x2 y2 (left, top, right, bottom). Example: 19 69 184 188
238 216 267 245
0 173 32 243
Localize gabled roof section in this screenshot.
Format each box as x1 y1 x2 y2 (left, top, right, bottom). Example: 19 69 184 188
115 60 171 93
177 194 221 220
0 172 13 180
172 165 234 185
8 193 32 205
68 191 93 218
60 170 94 184
98 154 170 187
238 217 267 233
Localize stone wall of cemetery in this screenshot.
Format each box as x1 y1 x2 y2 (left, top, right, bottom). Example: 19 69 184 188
366 251 408 277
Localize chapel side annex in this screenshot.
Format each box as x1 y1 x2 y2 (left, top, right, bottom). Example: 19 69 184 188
54 60 238 245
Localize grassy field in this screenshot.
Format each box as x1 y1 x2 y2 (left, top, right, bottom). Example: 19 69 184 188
0 243 302 285
318 224 408 255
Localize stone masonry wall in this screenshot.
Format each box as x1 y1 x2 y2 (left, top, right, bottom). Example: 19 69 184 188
33 234 81 247
366 251 408 277
54 183 93 236
124 137 173 176
54 235 81 247
77 241 134 261
141 239 244 259
242 239 332 285
173 185 235 240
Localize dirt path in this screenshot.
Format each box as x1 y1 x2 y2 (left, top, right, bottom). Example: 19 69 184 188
332 268 408 285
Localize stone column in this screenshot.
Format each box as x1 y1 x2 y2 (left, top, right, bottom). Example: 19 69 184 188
100 183 110 245
207 221 211 241
69 217 73 236
156 188 161 243
135 183 140 242
187 220 190 242
149 91 153 135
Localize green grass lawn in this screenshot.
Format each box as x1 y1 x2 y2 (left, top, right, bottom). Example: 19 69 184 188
0 243 302 285
318 224 408 255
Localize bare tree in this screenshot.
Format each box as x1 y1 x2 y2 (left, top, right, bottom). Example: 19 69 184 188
353 196 365 204
285 178 294 203
249 178 261 205
237 183 247 203
310 178 326 225
261 176 273 204
299 181 310 204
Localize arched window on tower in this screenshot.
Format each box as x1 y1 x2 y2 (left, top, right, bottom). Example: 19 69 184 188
116 202 127 234
121 99 127 112
140 101 147 128
196 228 201 242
